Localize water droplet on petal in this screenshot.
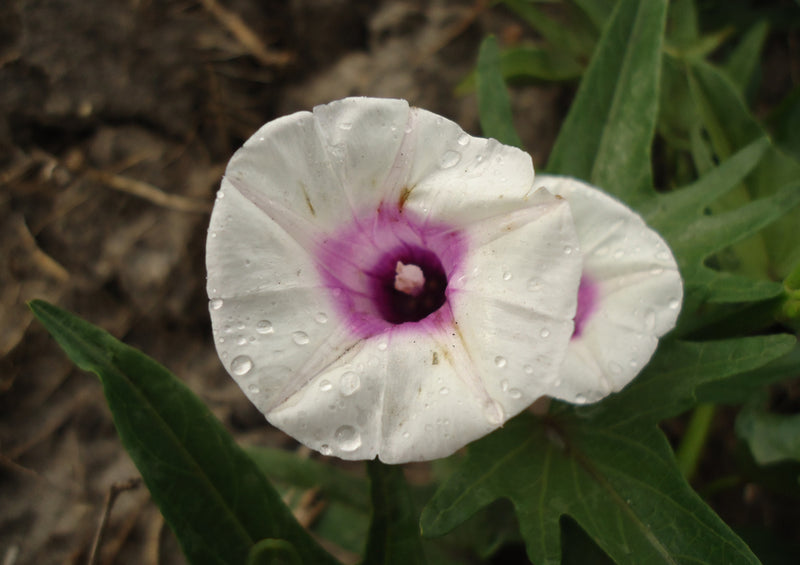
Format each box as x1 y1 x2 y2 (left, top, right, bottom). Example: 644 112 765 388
377 340 388 351
315 312 328 324
319 380 333 392
669 297 680 310
248 383 260 393
657 250 670 260
524 364 534 375
320 444 332 456
540 328 550 338
509 388 522 399
339 122 353 130
340 372 360 396
574 393 587 404
563 245 574 255
502 272 512 281
439 387 449 395
494 356 507 368
500 379 509 392
439 150 461 169
457 133 470 146
335 425 362 452
256 320 274 334
231 355 253 376
484 400 505 425
650 267 664 276
216 191 225 199
402 431 411 439
292 331 310 345
210 298 223 310
236 336 247 346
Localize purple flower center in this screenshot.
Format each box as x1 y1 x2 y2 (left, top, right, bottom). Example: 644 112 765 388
315 204 466 338
573 275 598 339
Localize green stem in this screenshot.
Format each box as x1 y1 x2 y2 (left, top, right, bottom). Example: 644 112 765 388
675 403 716 481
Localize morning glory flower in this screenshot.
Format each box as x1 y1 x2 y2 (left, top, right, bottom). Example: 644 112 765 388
532 175 683 404
206 97 585 463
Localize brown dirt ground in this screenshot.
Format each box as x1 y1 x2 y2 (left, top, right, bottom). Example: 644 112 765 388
0 1 565 563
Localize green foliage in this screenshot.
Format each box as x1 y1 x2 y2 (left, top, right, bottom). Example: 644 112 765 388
363 461 428 565
476 36 524 148
546 0 666 207
28 300 340 565
29 0 800 564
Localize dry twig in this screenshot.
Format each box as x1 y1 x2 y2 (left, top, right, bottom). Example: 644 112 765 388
86 477 143 565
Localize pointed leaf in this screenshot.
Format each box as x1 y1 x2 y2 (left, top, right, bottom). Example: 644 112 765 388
476 36 524 148
363 460 428 565
723 21 769 95
547 0 666 207
737 404 800 466
29 300 339 565
421 335 795 565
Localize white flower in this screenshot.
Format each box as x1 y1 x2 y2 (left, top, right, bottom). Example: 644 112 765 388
532 175 683 404
206 97 585 463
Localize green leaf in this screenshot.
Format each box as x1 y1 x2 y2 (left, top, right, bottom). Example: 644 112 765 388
421 336 795 565
571 0 615 31
687 59 800 277
501 0 597 60
246 446 369 511
666 0 699 48
546 0 667 207
476 36 524 148
363 460 428 565
500 45 584 83
737 404 800 466
29 300 339 565
723 21 769 95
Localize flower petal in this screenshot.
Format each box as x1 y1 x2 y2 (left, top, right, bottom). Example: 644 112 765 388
388 106 539 226
533 175 683 400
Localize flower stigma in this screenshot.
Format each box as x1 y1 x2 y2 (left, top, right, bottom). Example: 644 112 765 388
394 262 425 296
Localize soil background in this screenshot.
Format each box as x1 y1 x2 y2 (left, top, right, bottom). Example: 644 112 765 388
1 1 798 564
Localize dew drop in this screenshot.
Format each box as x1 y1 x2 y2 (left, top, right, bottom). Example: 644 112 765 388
457 132 470 146
563 245 574 255
314 312 328 324
540 328 550 338
236 336 247 346
402 431 411 439
340 372 360 396
500 379 509 392
574 393 587 404
339 122 353 130
231 355 253 376
439 150 461 169
377 340 388 351
247 383 260 393
320 444 332 456
319 380 333 392
657 250 670 260
292 331 310 345
494 355 507 368
216 191 225 200
650 267 664 276
210 298 223 310
523 364 534 375
484 401 505 425
668 297 680 310
502 271 512 281
255 320 274 334
236 322 245 330
335 426 362 452
439 387 449 395
508 388 522 399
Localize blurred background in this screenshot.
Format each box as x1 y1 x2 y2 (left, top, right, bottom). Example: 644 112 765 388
1 0 798 564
